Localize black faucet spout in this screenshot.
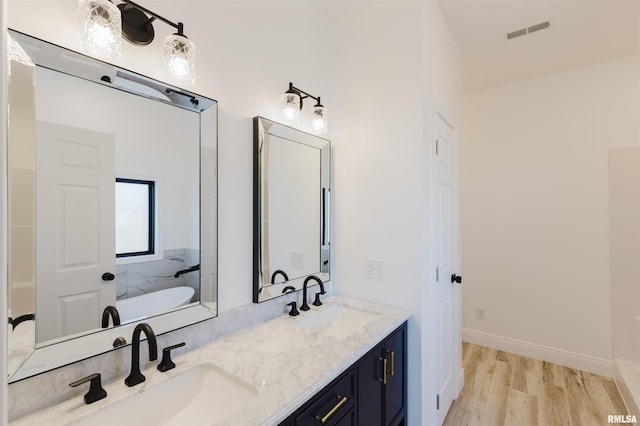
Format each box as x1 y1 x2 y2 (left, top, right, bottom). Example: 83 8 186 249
270 269 289 284
301 276 324 311
101 305 121 328
313 280 326 307
125 323 158 387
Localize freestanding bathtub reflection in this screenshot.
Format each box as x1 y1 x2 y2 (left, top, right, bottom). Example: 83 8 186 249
116 286 195 324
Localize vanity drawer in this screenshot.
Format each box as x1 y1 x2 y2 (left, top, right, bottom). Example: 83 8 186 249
291 369 357 426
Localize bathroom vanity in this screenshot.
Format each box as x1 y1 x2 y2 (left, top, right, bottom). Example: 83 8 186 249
9 296 409 425
279 322 406 425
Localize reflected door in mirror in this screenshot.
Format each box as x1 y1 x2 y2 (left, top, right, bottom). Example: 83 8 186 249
36 122 116 342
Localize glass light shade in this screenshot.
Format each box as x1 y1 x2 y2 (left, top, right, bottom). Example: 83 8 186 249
164 34 196 86
281 92 301 123
311 105 328 134
79 0 122 60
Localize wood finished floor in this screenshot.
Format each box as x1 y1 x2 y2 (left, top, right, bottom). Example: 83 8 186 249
443 342 628 426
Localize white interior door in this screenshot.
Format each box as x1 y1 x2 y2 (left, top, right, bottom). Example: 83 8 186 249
36 121 116 343
435 111 461 425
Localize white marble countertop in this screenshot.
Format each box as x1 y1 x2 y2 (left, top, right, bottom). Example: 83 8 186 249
11 296 410 426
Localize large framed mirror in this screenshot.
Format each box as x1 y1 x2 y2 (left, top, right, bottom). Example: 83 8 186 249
7 30 217 382
253 117 330 303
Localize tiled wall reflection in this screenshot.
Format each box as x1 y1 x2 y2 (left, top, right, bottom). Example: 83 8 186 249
116 248 200 302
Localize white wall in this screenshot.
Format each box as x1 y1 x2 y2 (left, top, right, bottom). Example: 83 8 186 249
329 2 461 424
460 54 640 375
329 5 424 421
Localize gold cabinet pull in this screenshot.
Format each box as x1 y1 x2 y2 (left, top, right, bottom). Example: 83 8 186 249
316 395 348 424
379 357 388 385
389 350 396 376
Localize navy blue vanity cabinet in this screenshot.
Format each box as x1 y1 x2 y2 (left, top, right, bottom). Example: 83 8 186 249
357 323 407 426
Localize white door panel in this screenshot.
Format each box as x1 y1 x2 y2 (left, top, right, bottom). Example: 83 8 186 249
59 185 100 268
36 121 116 343
435 112 460 425
58 291 100 336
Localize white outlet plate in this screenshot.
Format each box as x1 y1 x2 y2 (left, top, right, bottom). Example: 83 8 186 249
365 259 384 281
476 307 486 320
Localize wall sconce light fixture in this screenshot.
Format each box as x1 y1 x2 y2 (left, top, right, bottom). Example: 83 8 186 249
79 0 195 85
281 82 328 135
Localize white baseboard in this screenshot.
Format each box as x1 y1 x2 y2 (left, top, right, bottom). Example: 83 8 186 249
462 328 613 377
614 359 640 418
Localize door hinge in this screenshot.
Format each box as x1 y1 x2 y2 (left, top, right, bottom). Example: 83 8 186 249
437 394 440 410
436 267 439 282
436 139 439 155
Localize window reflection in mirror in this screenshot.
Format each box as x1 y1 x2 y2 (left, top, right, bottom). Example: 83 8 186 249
116 178 155 257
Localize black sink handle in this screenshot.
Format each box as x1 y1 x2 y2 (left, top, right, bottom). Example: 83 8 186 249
287 302 300 317
157 342 186 372
69 373 107 404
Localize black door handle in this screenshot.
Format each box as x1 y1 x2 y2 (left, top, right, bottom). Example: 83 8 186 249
102 272 115 281
451 274 462 284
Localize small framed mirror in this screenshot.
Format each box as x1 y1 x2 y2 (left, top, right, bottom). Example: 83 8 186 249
253 117 330 303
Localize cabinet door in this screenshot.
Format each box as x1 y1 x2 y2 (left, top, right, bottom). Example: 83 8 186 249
384 327 406 425
357 343 385 426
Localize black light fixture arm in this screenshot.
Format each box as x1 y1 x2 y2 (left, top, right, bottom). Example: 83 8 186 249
166 88 199 106
287 82 323 108
120 0 185 35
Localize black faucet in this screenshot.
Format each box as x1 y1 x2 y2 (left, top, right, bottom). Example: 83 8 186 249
125 323 158 387
174 264 200 278
270 269 289 284
101 306 121 328
301 276 324 311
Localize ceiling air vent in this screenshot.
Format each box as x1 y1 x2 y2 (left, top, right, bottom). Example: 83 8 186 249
507 21 551 40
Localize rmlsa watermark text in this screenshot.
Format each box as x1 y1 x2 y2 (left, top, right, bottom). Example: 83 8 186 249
608 414 637 424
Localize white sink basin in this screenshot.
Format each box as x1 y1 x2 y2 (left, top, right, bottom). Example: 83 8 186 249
295 304 379 340
69 363 259 426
